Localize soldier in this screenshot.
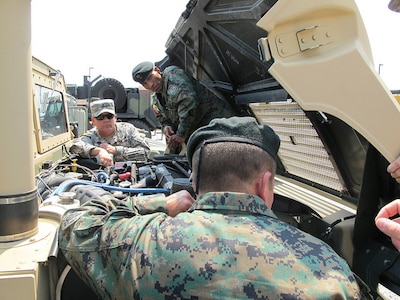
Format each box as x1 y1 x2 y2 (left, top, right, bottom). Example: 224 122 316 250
69 99 150 167
59 116 361 299
131 61 235 154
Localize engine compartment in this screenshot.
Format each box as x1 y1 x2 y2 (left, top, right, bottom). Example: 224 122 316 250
36 154 193 203
32 150 397 299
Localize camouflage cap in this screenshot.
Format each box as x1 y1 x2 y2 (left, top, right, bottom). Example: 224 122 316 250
187 116 280 166
132 61 154 84
90 99 115 117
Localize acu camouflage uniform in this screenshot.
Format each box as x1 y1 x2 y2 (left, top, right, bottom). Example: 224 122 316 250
153 66 234 141
69 122 150 162
59 191 361 300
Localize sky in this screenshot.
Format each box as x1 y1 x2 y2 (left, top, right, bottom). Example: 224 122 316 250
31 0 189 88
31 0 400 90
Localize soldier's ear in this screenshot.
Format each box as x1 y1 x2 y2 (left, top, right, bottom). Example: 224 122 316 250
257 171 274 208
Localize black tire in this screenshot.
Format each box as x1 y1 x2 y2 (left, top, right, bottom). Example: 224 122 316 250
91 78 126 113
129 119 152 138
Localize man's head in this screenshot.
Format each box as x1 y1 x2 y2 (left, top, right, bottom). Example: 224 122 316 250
132 61 162 92
90 99 115 117
90 99 117 137
187 116 280 206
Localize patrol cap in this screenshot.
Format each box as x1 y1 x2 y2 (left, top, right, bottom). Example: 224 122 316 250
187 116 280 166
90 99 115 118
132 61 154 84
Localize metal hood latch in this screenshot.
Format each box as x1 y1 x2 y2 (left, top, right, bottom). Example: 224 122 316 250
258 25 333 61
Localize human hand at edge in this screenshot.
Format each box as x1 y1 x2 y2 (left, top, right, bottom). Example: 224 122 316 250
168 134 185 148
96 147 114 167
164 126 175 142
375 199 400 251
387 156 400 183
166 190 195 217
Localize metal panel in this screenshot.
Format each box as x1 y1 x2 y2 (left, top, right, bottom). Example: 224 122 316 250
257 0 400 162
251 100 344 192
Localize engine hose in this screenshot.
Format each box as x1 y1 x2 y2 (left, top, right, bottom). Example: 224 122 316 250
49 179 169 197
97 171 110 184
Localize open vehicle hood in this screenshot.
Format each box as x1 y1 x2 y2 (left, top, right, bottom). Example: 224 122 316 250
163 0 400 296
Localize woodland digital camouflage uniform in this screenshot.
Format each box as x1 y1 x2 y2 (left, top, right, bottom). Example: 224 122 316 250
59 191 361 299
69 122 150 162
152 66 235 141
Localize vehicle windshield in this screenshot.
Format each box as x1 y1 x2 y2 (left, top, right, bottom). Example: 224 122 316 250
35 85 68 140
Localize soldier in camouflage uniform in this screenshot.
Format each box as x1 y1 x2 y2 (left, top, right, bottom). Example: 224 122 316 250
69 99 150 167
131 61 235 154
59 117 361 299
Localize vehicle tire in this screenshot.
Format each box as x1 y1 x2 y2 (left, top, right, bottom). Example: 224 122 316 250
91 78 126 113
129 119 152 138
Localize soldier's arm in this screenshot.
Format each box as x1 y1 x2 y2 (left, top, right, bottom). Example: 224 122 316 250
57 189 193 299
114 123 150 161
59 190 192 236
167 70 200 139
57 192 168 299
69 132 98 158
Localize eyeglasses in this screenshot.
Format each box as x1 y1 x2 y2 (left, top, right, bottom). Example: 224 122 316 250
95 113 114 121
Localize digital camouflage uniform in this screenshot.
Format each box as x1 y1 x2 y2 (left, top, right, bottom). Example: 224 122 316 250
59 191 361 300
69 122 150 162
152 66 235 141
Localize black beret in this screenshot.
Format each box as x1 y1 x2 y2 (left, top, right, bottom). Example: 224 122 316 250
187 116 280 166
132 61 154 84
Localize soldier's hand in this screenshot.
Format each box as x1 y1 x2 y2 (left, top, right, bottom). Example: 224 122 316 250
388 156 400 183
375 199 400 251
164 126 175 140
166 190 195 217
168 134 185 148
97 148 114 167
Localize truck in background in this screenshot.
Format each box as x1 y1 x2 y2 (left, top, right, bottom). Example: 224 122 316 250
67 76 160 136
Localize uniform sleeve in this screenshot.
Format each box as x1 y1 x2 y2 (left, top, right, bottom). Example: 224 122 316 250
69 131 98 158
165 68 200 139
132 193 169 214
59 193 168 249
113 123 150 161
58 192 168 299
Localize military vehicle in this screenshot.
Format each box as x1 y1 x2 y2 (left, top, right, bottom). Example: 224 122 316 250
1 0 400 299
67 76 160 134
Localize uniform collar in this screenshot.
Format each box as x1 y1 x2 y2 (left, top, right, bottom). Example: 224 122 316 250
189 191 277 219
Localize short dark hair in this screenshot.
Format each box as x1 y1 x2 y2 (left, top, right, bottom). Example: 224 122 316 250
191 142 276 192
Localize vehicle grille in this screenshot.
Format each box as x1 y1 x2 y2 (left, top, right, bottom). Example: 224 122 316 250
250 100 345 193
274 177 356 217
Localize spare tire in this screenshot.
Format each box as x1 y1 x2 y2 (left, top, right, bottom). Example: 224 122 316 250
91 78 126 113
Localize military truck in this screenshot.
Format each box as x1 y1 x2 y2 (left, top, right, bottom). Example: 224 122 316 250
67 76 160 135
0 55 168 300
30 57 88 173
1 0 400 299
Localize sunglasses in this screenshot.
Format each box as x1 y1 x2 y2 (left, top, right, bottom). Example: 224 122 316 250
95 113 114 121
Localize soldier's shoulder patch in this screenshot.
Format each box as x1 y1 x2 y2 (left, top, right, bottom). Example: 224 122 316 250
167 85 179 96
61 210 85 230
